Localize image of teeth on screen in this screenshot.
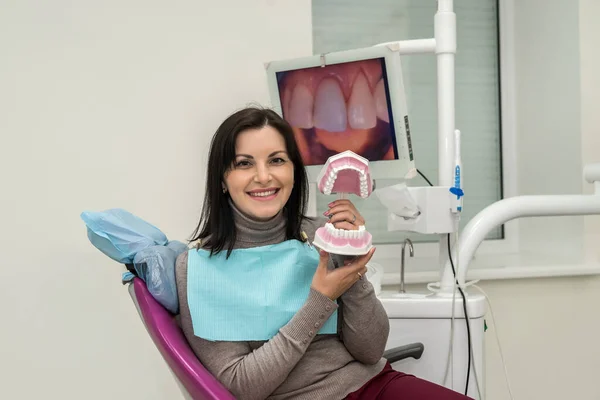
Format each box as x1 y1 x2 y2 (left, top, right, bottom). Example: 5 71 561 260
265 46 415 247
275 58 396 167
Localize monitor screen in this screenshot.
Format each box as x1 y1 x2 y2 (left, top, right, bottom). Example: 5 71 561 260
265 44 416 183
274 57 399 167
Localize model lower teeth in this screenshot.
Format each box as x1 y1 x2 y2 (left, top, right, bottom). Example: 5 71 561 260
326 223 365 238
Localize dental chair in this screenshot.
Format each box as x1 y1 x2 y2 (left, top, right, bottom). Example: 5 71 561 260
128 277 426 400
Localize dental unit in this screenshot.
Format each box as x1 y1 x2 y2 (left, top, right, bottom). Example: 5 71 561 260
265 1 600 398
312 151 374 256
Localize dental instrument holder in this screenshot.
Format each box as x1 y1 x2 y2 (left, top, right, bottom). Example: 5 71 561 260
384 186 461 235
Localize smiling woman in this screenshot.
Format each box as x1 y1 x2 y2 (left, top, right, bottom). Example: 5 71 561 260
175 106 473 400
189 106 310 256
224 129 295 221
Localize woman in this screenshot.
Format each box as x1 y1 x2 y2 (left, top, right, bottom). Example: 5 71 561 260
175 106 472 400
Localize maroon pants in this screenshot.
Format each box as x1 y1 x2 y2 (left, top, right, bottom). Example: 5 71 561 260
345 362 474 400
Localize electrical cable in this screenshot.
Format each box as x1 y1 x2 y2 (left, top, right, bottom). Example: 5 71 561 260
448 233 472 396
416 169 472 397
418 169 516 400
471 284 515 400
417 169 434 187
442 253 458 391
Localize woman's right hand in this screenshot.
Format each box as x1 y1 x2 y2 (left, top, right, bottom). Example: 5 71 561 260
311 248 376 300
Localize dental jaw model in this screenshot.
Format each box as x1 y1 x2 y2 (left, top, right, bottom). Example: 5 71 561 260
312 151 374 256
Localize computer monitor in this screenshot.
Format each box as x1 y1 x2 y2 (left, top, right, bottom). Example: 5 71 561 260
264 44 416 183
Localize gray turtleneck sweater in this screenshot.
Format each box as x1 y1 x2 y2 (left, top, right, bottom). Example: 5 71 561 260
175 203 389 400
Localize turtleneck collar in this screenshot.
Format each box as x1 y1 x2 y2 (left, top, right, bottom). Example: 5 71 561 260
229 197 287 248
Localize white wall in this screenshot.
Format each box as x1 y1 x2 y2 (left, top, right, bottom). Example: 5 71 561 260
514 0 584 262
580 0 600 260
0 1 312 399
2 1 599 399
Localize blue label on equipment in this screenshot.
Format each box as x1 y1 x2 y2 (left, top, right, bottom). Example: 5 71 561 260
454 165 461 188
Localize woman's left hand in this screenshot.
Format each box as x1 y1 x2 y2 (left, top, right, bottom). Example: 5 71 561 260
324 199 365 230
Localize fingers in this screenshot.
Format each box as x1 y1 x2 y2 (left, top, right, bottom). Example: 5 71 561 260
318 249 329 264
347 248 376 272
328 199 354 208
316 249 330 274
328 210 356 225
331 220 357 231
353 263 370 283
355 266 368 281
336 248 376 277
358 247 376 265
325 200 366 227
327 199 361 213
327 203 362 220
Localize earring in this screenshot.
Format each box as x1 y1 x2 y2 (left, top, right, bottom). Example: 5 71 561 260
222 187 227 193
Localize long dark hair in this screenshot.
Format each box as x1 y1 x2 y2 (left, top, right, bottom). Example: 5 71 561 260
189 106 311 257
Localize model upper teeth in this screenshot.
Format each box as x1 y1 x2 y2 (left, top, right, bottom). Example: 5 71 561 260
325 223 365 238
321 165 370 198
250 190 276 197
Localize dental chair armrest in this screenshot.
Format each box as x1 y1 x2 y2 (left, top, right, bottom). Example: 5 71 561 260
383 342 424 364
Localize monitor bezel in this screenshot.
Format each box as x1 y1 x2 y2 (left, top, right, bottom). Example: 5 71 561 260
264 44 416 183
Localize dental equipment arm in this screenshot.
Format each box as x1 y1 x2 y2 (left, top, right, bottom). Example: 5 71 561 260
373 0 600 299
438 164 600 293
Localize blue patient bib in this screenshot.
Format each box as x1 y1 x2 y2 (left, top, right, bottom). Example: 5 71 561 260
187 240 338 341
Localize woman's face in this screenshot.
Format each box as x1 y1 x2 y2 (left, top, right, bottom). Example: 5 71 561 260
223 125 295 221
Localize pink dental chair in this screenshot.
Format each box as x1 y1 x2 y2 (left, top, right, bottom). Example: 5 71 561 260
128 277 425 400
128 277 235 399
